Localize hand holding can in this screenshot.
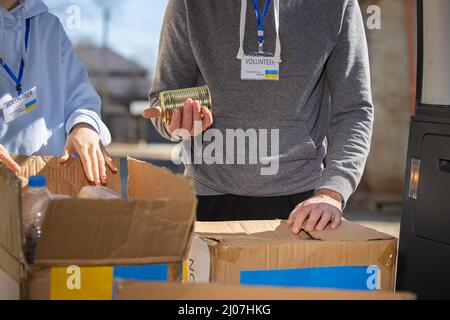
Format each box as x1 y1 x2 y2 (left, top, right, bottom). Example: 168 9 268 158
143 86 214 139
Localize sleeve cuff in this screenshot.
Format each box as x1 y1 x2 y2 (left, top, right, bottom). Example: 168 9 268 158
316 171 356 208
66 111 112 147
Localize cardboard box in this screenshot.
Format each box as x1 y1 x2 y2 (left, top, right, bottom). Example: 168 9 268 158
115 281 415 300
0 156 197 300
0 267 20 300
184 220 397 292
0 160 24 300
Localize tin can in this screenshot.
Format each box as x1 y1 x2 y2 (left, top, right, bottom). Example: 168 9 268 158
159 86 213 125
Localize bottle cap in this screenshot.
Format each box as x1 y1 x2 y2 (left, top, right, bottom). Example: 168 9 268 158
28 175 47 188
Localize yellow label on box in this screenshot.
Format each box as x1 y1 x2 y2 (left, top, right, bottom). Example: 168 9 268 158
50 266 113 300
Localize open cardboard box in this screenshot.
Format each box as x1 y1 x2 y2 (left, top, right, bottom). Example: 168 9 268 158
0 156 197 300
184 220 398 292
0 156 403 300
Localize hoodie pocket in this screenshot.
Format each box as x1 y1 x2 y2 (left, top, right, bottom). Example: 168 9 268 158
274 120 318 162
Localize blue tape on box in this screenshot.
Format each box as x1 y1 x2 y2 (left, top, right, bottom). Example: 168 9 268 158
240 266 380 291
114 264 169 282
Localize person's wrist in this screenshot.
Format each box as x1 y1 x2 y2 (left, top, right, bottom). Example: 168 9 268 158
71 123 97 134
315 189 344 209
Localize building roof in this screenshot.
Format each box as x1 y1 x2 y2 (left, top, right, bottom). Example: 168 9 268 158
75 44 151 103
76 44 147 77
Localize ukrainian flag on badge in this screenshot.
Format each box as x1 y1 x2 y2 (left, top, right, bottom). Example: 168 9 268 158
25 99 37 112
265 70 279 80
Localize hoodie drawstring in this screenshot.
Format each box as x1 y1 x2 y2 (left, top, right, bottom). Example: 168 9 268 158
0 11 5 64
19 5 27 66
0 3 31 96
0 1 28 67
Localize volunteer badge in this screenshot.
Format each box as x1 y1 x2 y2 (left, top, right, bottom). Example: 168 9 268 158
241 55 280 81
2 87 37 124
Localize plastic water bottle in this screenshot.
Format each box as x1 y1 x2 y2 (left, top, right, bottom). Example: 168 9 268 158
22 175 52 264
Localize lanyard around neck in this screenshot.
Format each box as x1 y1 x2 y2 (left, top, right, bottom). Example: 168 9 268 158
237 0 281 63
252 0 272 44
0 17 31 95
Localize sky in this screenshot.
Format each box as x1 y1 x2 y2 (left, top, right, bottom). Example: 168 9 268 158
42 0 169 74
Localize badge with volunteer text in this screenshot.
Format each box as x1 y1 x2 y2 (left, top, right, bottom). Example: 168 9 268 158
2 87 37 124
241 54 280 81
237 0 282 81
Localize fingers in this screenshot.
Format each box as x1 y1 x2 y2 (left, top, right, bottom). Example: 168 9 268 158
163 98 213 137
189 100 203 136
59 148 71 165
192 100 202 122
102 145 118 174
60 132 117 185
65 126 118 185
331 212 343 229
79 147 94 183
97 148 107 185
59 137 76 165
181 99 193 132
305 208 324 232
143 107 163 119
289 205 311 234
201 106 213 131
0 146 21 173
167 108 182 135
287 202 307 226
72 146 117 185
314 211 332 232
89 146 100 185
289 201 343 234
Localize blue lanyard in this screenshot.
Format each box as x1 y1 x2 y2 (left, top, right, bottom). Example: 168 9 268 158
0 18 31 96
252 0 272 44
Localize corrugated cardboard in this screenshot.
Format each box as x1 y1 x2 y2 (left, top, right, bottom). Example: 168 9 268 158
0 156 197 300
0 162 24 285
25 264 182 300
0 265 20 300
14 156 122 197
13 156 196 266
115 281 415 300
35 197 194 266
185 220 397 291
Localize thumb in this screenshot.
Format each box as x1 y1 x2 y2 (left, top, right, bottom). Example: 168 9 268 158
143 107 163 119
59 140 72 164
59 149 70 164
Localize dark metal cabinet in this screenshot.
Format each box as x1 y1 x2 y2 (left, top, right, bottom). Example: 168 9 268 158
397 117 450 299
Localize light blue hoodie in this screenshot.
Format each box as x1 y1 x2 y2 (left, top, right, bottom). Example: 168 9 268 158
0 0 110 156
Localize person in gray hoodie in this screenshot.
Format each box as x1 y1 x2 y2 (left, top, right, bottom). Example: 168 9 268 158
144 0 374 233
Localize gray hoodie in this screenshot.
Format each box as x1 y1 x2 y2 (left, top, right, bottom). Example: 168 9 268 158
150 0 374 204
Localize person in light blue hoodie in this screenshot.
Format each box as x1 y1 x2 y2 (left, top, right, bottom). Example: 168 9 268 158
0 0 117 184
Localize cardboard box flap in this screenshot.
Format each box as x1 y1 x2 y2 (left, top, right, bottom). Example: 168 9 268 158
195 220 394 244
35 197 196 266
0 246 23 283
128 158 194 200
116 282 416 300
195 220 311 242
14 156 121 197
0 163 24 281
308 220 395 241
